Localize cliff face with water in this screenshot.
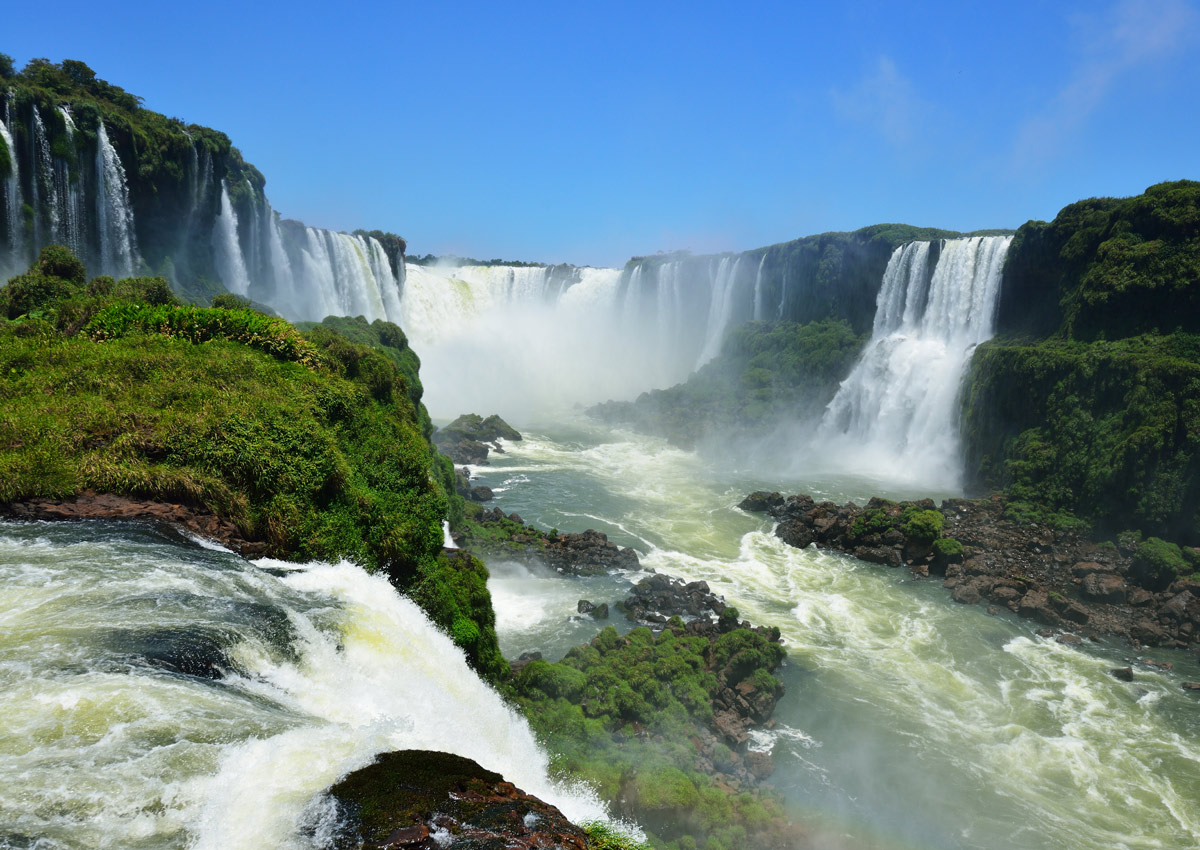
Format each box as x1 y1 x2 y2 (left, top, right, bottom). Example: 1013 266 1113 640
0 59 405 322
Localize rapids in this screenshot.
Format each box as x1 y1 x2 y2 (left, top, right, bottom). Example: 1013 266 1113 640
0 521 605 850
474 421 1200 850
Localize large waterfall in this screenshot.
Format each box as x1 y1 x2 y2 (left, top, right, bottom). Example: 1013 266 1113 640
817 235 1012 489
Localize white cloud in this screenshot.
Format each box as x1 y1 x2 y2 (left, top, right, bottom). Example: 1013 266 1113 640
1012 0 1198 170
830 56 930 148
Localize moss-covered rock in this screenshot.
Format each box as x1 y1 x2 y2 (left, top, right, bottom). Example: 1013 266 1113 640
325 750 588 850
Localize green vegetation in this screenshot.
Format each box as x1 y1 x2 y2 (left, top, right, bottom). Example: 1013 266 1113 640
963 334 1200 542
1 58 278 301
998 181 1200 340
0 246 503 679
964 182 1200 544
510 624 790 850
1129 536 1198 591
582 821 653 850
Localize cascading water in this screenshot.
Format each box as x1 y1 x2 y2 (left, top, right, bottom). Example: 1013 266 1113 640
752 253 766 321
53 108 86 259
695 255 743 368
0 101 23 277
31 106 55 252
0 520 607 849
95 121 139 278
817 235 1012 488
213 180 252 296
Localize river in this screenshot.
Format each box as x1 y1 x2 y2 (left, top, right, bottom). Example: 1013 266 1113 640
477 418 1200 850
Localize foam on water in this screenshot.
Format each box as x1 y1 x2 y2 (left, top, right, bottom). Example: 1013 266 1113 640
477 425 1200 850
0 522 610 850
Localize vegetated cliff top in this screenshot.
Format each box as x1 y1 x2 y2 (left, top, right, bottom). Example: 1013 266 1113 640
998 179 1200 340
0 244 505 681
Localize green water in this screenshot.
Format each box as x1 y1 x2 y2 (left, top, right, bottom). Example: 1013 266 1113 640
475 419 1200 850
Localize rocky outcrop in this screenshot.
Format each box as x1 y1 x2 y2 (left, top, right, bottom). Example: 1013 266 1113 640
460 507 641 576
740 491 1200 649
621 573 727 625
3 490 265 556
433 413 523 465
325 750 587 849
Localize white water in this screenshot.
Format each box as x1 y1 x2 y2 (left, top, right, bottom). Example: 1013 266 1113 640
213 181 251 296
695 255 743 368
0 522 606 849
478 422 1200 850
817 236 1012 490
95 121 139 278
400 263 648 417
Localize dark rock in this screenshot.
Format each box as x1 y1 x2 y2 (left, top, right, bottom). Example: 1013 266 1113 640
1110 666 1135 682
577 600 596 615
468 486 494 502
775 519 814 549
1182 682 1200 691
1056 633 1083 645
738 491 784 513
326 750 586 850
853 545 902 567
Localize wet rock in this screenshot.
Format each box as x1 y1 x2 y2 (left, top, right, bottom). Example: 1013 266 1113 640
738 491 784 513
1110 666 1135 681
1082 572 1127 604
326 750 586 850
624 574 725 624
468 485 494 502
775 519 814 549
545 529 639 575
1056 633 1083 645
1182 682 1200 691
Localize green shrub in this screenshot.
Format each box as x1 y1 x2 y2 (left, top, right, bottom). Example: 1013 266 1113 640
901 509 944 542
931 537 964 564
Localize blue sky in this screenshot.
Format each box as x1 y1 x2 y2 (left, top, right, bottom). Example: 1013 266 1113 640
5 0 1198 266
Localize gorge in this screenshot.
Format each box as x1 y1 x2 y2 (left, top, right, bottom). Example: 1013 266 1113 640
2 57 1199 850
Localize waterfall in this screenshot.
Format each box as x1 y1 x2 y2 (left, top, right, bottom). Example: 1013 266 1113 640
818 235 1012 488
213 180 251 296
752 253 766 320
95 120 139 278
53 108 86 259
695 255 743 368
0 99 23 277
31 107 55 251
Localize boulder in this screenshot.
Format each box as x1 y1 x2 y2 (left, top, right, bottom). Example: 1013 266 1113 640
468 485 494 502
738 491 784 513
1081 572 1127 604
326 750 586 850
776 520 814 549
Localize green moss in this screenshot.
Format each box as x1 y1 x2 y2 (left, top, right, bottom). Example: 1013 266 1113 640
1130 536 1188 591
510 622 789 849
900 509 944 543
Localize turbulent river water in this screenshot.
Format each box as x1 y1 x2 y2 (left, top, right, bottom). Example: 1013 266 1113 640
479 419 1200 850
3 419 1199 850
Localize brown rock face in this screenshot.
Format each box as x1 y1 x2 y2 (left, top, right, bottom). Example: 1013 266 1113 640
4 491 265 556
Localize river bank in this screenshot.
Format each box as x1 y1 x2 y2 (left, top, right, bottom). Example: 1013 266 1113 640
739 490 1200 656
